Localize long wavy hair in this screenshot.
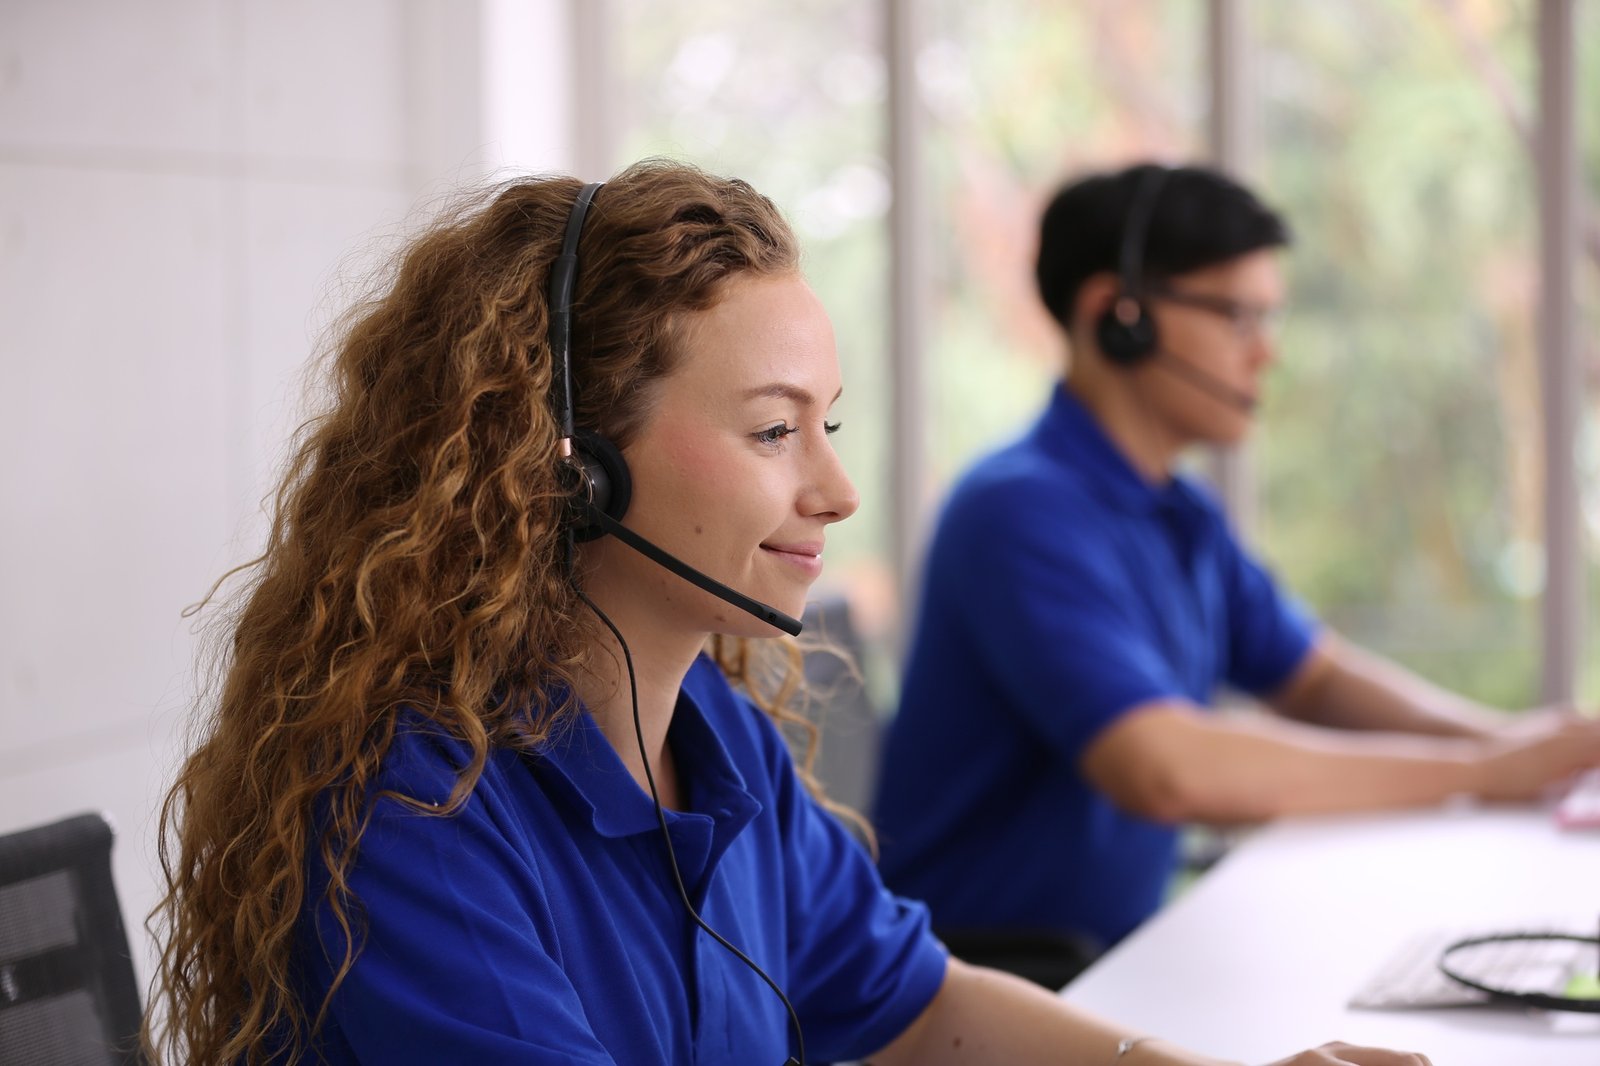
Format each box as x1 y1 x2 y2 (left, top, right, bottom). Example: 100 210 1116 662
144 159 857 1065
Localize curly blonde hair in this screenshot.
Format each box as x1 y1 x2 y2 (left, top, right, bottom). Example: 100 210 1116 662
144 160 857 1065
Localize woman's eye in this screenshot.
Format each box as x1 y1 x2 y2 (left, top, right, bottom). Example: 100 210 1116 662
754 423 796 446
753 420 841 446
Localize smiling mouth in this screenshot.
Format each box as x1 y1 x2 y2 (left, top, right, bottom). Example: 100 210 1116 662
760 543 824 573
760 540 822 556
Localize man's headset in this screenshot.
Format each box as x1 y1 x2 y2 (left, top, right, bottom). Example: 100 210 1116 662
1095 165 1170 367
545 181 808 1066
1092 165 1258 413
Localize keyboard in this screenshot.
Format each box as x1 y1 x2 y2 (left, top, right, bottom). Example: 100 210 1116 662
1350 925 1596 1010
1557 768 1600 828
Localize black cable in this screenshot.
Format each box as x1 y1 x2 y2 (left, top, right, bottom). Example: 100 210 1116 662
574 585 807 1066
1438 931 1600 1014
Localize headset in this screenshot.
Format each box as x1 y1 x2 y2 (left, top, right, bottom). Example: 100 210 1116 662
1095 165 1172 367
546 181 808 1066
1091 165 1259 414
548 182 804 637
1438 930 1600 1014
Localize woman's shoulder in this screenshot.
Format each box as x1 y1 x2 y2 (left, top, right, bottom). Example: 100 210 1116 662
367 709 535 815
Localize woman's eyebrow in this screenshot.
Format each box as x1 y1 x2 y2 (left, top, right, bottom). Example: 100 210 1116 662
740 383 845 405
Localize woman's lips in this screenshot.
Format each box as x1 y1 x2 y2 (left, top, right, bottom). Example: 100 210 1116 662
760 542 824 577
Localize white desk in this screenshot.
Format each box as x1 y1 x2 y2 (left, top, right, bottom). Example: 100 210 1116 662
1062 806 1600 1065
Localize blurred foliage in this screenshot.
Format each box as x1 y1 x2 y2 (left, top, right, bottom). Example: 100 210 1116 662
1251 1 1544 707
613 0 893 609
920 0 1205 476
1578 0 1600 705
613 0 1599 708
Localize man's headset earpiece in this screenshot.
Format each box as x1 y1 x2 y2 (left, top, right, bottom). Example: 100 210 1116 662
1095 165 1171 367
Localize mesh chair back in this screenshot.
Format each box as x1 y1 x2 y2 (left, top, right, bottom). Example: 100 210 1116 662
798 595 883 815
0 813 144 1065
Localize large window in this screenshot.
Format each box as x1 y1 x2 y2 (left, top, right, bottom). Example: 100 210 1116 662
921 0 1205 486
1254 1 1541 707
594 1 1588 705
1579 0 1600 703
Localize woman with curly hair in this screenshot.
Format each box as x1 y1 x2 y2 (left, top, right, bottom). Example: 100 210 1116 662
145 159 1428 1066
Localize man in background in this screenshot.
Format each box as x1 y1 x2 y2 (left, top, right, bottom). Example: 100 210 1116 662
873 162 1600 983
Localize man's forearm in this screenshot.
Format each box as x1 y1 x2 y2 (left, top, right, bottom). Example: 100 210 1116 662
1271 638 1503 738
1170 713 1485 821
1084 703 1485 824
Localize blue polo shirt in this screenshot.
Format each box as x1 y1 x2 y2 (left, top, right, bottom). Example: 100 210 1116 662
874 384 1315 948
296 655 947 1065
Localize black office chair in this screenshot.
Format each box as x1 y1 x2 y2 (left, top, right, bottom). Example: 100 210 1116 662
0 812 145 1065
934 927 1101 991
796 601 1102 990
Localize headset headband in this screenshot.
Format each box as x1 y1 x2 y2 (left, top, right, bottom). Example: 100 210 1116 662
1114 166 1170 325
548 181 606 457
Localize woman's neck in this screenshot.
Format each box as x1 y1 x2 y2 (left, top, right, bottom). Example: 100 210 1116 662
569 588 705 811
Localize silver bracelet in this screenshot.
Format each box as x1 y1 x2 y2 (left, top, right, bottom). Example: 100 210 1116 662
1113 1035 1155 1062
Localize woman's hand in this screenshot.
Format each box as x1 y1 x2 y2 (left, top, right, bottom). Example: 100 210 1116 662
1265 1042 1431 1066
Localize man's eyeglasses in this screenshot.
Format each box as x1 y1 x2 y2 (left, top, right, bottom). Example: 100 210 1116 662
1145 285 1285 342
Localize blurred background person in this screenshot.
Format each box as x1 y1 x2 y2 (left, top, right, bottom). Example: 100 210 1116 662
872 162 1600 981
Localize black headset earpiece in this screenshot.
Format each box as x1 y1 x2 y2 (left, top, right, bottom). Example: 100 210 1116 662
565 429 632 542
1096 295 1159 366
1096 165 1171 367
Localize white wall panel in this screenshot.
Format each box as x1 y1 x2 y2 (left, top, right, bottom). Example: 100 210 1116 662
235 0 408 171
234 177 415 542
0 1 543 994
0 164 232 758
0 0 227 159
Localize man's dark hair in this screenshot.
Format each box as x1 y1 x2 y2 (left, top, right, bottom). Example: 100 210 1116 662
1035 162 1292 330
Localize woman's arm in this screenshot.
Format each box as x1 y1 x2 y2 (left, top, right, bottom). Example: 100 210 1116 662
863 959 1431 1066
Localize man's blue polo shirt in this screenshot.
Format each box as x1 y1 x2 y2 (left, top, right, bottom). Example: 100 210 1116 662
874 384 1315 949
296 655 947 1065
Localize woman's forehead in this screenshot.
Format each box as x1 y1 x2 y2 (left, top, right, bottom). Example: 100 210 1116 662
666 274 839 393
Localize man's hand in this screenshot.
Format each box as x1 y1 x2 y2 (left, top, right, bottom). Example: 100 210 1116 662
1469 710 1600 801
